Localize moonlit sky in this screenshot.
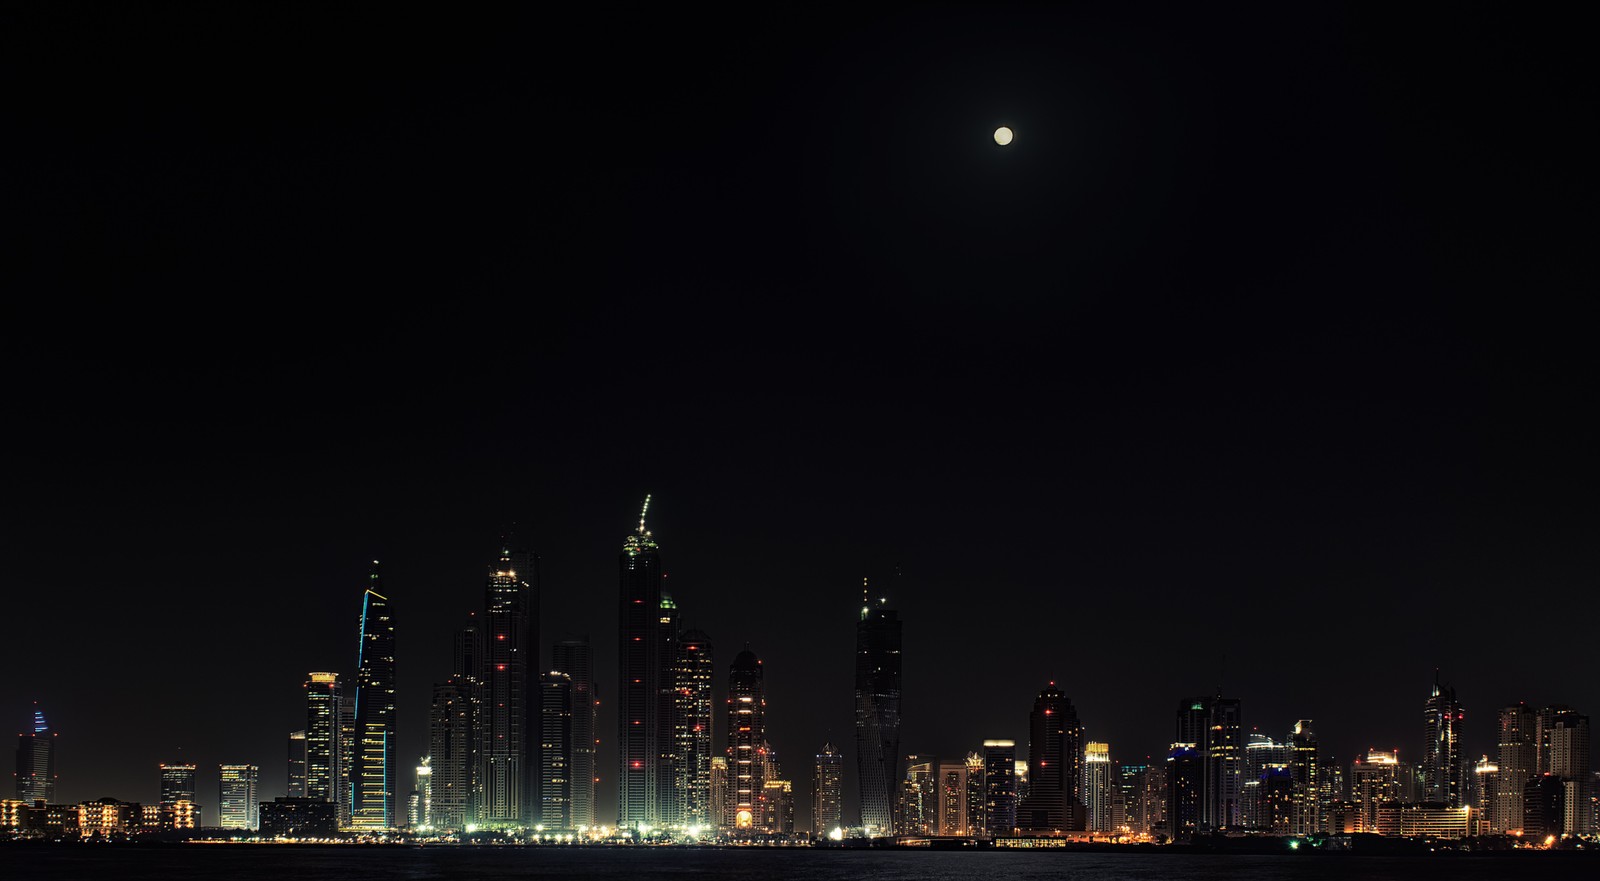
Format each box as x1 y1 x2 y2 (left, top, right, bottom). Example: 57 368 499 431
5 5 1595 827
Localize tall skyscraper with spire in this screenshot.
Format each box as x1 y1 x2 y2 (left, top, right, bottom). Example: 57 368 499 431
618 495 663 828
1422 674 1464 807
854 576 902 835
553 637 597 830
1018 682 1085 832
483 546 536 826
14 703 57 803
352 562 397 829
726 646 767 833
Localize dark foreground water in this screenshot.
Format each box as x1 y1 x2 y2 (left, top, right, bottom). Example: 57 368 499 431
2 846 1596 881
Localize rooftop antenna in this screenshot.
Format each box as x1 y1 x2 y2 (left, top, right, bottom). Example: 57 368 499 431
639 494 652 533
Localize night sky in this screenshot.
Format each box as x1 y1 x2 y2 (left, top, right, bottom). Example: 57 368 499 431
6 5 1596 828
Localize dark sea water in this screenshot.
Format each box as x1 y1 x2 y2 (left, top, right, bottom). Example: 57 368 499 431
2 846 1596 881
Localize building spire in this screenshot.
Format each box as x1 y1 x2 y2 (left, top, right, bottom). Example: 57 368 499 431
639 494 652 534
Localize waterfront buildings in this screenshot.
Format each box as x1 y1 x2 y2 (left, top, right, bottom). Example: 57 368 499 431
1018 683 1084 832
1084 742 1112 833
674 629 715 828
483 548 536 827
304 673 341 804
14 704 57 803
1421 676 1465 808
983 739 1017 836
1496 702 1537 834
287 730 307 797
552 637 597 830
158 762 196 807
539 671 573 828
618 498 663 828
725 646 766 833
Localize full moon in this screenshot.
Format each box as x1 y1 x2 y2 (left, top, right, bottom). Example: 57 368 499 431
994 126 1013 146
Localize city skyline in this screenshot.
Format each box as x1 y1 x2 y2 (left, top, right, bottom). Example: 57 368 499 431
7 0 1596 847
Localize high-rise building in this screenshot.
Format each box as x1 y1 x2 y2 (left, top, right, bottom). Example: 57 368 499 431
428 681 472 831
14 704 57 803
552 638 597 830
618 497 663 829
1524 774 1566 839
218 764 259 830
709 756 728 830
305 673 342 805
1136 764 1167 836
725 646 766 834
287 730 307 798
1165 744 1202 841
1084 742 1113 833
1018 683 1084 832
452 614 484 824
413 757 432 829
1289 720 1320 835
1257 766 1295 832
854 577 902 836
483 547 536 827
352 562 397 830
657 593 683 827
1241 733 1290 828
899 755 936 834
982 740 1016 836
1421 675 1464 808
1496 703 1536 835
813 742 843 836
160 762 197 806
1349 750 1410 832
539 671 573 829
1176 694 1244 830
338 699 356 826
674 629 714 828
1472 755 1497 835
934 757 969 836
1538 706 1591 834
965 752 987 836
762 779 795 835
1115 762 1150 834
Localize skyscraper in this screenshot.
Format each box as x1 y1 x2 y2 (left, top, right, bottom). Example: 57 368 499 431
674 629 714 828
304 673 342 804
1242 732 1290 828
1018 683 1084 832
451 613 484 824
812 742 843 836
1421 675 1464 807
159 762 197 805
899 756 936 834
1496 703 1536 835
966 752 987 836
1165 745 1203 841
539 671 574 829
14 704 57 803
1539 706 1592 834
1472 755 1498 835
1084 742 1113 833
726 646 766 833
709 756 728 829
552 637 597 830
413 757 432 830
1176 694 1244 830
854 577 902 836
1289 720 1320 835
352 562 397 830
218 764 259 830
287 730 307 798
657 593 682 827
1116 761 1151 834
982 740 1017 837
618 497 663 829
483 547 536 827
935 757 970 836
429 680 472 831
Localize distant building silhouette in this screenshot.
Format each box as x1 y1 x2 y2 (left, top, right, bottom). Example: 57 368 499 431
286 730 307 798
14 704 57 803
483 547 536 827
553 637 597 830
813 741 843 836
1018 683 1084 832
539 671 573 829
854 576 902 836
1421 674 1464 808
982 739 1016 836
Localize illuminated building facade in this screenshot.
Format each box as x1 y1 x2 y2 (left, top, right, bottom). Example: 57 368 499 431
1165 744 1202 841
965 752 986 835
1349 750 1409 832
1495 702 1536 835
1289 720 1319 835
412 757 431 829
763 779 795 834
287 730 307 798
1019 683 1084 832
304 673 342 804
1176 694 1243 830
1421 676 1464 807
1539 706 1592 834
709 756 727 829
552 637 596 830
1083 742 1112 833
982 739 1016 836
159 762 197 806
1241 733 1290 827
218 764 259 830
1115 762 1150 833
78 798 139 837
935 757 969 836
483 547 536 827
674 628 714 827
15 704 57 803
1257 766 1294 832
657 594 682 827
1472 755 1497 835
899 755 936 834
813 741 843 836
539 671 573 829
428 681 471 831
725 647 766 833
352 563 397 829
854 578 902 835
618 498 663 828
